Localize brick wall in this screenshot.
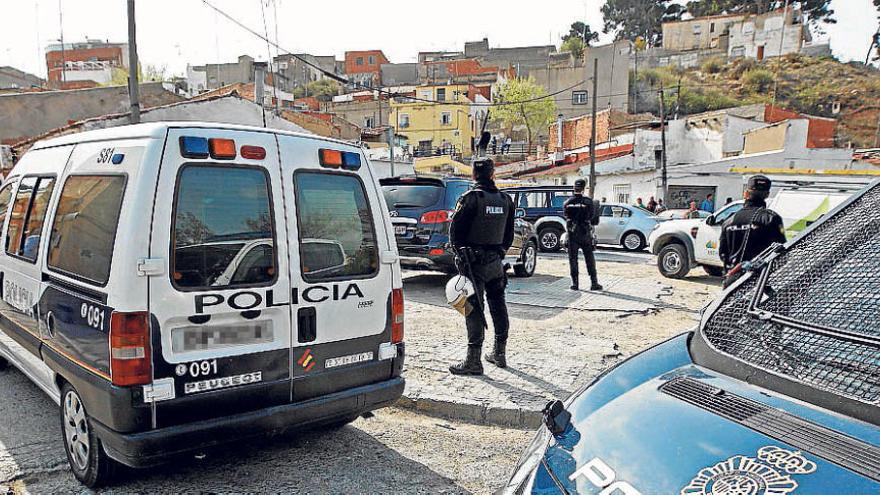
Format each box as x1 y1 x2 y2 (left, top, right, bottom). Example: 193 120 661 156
548 109 612 152
46 46 124 82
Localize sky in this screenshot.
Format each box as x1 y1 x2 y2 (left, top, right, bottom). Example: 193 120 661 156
0 0 876 79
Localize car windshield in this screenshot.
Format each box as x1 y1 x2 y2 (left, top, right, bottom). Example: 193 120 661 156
702 182 880 405
381 183 444 209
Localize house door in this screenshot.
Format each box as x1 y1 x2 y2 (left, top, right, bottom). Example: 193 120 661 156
757 46 765 61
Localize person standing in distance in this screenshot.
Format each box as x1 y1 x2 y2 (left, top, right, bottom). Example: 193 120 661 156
564 179 602 291
448 158 515 375
718 175 787 288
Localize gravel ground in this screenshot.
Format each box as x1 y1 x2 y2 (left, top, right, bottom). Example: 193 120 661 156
0 252 716 494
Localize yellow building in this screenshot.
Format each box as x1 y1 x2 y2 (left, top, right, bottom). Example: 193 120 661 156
390 84 479 158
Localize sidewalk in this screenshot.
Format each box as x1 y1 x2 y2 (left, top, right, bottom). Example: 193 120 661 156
396 259 703 429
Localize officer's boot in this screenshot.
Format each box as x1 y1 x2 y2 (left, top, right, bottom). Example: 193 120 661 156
590 278 603 291
485 339 507 368
570 275 579 291
449 346 484 375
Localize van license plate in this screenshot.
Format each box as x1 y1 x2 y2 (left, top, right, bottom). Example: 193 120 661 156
394 226 407 236
325 352 374 369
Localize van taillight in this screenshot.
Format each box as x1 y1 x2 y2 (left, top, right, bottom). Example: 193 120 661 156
110 312 151 386
420 210 453 224
391 289 404 344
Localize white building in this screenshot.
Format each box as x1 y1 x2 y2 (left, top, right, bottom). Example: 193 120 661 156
727 8 809 60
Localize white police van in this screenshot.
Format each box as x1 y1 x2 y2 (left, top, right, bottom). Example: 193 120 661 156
0 122 405 486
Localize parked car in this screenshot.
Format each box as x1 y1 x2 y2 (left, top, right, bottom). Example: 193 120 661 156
505 186 661 252
649 186 855 279
656 208 711 220
502 180 880 494
379 176 538 277
0 123 406 487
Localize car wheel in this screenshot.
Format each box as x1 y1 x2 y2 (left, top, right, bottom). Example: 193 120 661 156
538 227 563 253
621 231 645 251
60 383 117 488
514 241 537 277
657 244 690 279
703 265 725 277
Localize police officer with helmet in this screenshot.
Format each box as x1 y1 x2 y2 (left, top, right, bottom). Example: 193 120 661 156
448 158 515 376
719 175 787 288
564 179 602 291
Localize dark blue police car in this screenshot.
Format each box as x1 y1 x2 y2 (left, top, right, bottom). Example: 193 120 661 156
503 180 880 493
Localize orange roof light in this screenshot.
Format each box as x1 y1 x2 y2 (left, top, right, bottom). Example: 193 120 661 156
209 138 236 160
319 149 343 168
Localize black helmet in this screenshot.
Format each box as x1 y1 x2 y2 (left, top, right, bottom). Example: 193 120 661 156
573 179 586 192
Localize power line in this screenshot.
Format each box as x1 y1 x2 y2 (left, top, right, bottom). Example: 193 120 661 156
198 0 581 108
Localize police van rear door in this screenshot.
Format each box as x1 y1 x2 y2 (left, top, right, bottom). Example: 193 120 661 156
150 128 292 423
278 137 396 401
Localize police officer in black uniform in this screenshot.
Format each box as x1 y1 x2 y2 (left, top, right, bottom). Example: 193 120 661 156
448 158 515 376
564 179 602 291
719 175 787 287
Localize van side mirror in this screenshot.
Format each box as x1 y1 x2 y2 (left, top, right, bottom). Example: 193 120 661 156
515 208 526 219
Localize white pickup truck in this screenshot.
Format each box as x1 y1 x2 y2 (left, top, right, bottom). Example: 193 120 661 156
648 187 856 278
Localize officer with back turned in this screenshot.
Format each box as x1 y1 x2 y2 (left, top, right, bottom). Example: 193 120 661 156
719 175 787 288
564 179 602 291
448 158 515 376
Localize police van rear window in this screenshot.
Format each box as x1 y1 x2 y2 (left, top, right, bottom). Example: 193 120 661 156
172 165 277 289
295 172 378 282
47 175 126 285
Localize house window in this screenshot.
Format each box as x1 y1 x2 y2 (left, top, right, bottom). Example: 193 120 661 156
710 23 715 33
364 116 375 128
572 90 588 105
693 24 702 35
356 57 364 66
440 112 452 126
368 55 376 65
731 46 746 58
399 113 410 128
436 88 446 101
611 185 631 205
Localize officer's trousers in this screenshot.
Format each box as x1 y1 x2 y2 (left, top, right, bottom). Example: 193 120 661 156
465 253 509 350
568 235 598 285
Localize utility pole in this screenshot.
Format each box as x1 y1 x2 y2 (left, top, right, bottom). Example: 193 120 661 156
675 78 682 120
126 0 141 124
58 0 66 86
658 83 668 202
772 0 790 104
588 57 598 198
387 126 396 177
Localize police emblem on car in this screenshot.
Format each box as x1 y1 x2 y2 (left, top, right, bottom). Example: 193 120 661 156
681 445 817 495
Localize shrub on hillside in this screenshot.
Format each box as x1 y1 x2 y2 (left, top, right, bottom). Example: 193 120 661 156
701 57 724 74
742 69 775 94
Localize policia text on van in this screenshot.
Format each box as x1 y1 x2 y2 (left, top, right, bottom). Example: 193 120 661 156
0 123 405 487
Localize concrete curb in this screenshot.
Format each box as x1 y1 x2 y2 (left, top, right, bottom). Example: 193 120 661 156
394 394 543 430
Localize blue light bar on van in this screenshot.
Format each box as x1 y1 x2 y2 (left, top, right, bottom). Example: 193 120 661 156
179 136 209 159
319 149 361 170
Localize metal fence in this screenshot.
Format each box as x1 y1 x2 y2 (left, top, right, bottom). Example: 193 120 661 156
702 182 880 405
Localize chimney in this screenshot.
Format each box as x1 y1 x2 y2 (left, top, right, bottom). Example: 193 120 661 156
253 62 267 106
556 113 564 150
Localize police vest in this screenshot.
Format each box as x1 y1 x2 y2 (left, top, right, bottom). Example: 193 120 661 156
464 190 509 246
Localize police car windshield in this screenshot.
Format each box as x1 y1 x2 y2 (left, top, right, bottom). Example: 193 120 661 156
381 183 444 209
702 182 880 406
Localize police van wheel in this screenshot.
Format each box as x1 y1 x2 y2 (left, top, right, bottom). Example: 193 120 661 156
60 383 116 488
0 356 8 370
514 241 537 277
538 227 563 252
657 244 690 279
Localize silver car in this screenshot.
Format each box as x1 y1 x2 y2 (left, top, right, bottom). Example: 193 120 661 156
595 203 662 251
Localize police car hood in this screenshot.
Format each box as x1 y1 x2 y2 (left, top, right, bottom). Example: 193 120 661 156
540 334 880 494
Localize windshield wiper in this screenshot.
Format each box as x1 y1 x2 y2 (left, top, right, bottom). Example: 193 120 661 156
393 202 424 208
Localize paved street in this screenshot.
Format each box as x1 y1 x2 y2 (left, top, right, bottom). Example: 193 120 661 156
0 254 718 494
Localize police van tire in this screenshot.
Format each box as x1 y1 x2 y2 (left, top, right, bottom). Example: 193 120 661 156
514 241 538 277
538 227 563 252
657 244 690 279
60 383 117 488
703 265 725 277
0 356 8 370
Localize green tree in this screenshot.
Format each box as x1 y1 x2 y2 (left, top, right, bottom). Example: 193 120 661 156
684 0 835 26
293 79 341 100
563 21 600 45
601 0 685 46
561 37 586 61
493 78 557 151
103 64 165 87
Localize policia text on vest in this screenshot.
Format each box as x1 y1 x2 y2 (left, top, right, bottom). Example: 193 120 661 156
448 159 515 376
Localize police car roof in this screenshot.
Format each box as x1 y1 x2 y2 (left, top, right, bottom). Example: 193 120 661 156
30 121 358 151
